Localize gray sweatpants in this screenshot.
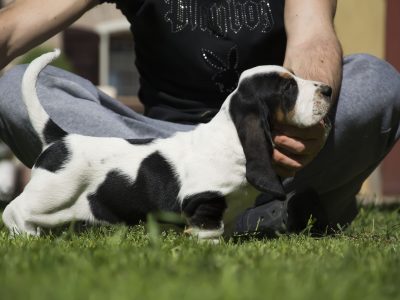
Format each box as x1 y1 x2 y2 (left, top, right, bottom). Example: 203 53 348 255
1 54 399 228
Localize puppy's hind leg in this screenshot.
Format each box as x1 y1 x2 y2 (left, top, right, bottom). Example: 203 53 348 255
2 193 39 236
2 168 86 235
26 193 95 229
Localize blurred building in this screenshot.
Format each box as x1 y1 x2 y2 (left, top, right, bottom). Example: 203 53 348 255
1 0 400 200
336 0 400 200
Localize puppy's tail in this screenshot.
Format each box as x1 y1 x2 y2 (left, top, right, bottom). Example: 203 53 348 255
21 49 66 147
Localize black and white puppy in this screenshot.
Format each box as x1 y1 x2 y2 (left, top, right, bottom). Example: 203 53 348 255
2 50 332 239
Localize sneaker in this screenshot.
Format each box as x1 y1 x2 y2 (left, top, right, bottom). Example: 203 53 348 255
234 189 326 238
234 194 289 238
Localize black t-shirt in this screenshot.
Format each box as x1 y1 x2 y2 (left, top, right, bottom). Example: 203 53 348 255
100 0 286 124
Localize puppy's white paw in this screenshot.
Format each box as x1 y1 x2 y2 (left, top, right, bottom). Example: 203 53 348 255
184 222 224 242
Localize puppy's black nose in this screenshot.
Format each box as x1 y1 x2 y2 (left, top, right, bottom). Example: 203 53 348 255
320 85 332 98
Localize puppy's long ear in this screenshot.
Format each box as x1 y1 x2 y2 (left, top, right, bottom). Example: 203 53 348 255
229 80 285 198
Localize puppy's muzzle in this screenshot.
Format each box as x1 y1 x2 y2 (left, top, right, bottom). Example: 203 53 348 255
312 84 333 123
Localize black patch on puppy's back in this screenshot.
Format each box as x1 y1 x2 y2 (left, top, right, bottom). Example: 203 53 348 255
43 120 67 145
34 140 71 172
125 138 155 145
88 151 181 225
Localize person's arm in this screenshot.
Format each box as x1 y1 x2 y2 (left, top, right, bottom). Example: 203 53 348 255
272 0 343 178
283 0 342 100
0 0 99 70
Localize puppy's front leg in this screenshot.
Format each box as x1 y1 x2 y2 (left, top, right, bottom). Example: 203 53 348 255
182 192 226 241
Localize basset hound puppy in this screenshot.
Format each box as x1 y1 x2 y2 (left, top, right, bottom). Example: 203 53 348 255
2 50 332 239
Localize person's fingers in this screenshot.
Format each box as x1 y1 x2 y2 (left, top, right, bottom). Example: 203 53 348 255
274 121 326 140
271 120 330 178
273 134 324 156
272 148 303 170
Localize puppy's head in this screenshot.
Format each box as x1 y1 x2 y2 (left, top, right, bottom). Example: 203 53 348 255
239 66 333 127
229 66 332 197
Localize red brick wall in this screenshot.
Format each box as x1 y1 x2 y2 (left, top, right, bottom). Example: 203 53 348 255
381 0 400 195
385 0 400 71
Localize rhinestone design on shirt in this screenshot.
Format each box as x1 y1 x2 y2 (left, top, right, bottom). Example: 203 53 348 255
164 0 275 37
163 0 276 94
202 46 239 93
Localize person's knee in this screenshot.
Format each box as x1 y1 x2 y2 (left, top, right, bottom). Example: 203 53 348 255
341 54 400 131
0 64 28 88
0 65 28 108
344 54 400 106
347 53 396 75
0 65 27 114
0 64 42 167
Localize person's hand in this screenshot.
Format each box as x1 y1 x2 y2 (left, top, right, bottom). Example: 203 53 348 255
272 121 330 178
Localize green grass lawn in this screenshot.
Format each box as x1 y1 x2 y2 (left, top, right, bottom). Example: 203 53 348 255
0 204 398 300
